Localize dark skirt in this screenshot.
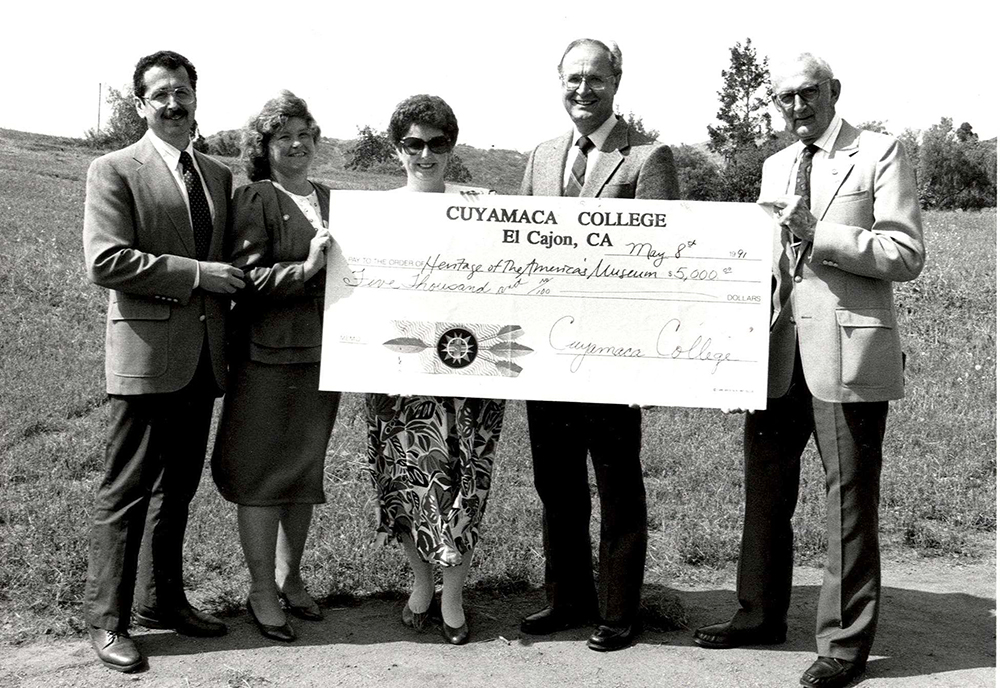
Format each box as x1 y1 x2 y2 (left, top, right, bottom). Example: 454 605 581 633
212 358 340 505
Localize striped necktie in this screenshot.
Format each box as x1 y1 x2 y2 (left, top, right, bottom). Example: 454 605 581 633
563 136 594 197
179 151 212 260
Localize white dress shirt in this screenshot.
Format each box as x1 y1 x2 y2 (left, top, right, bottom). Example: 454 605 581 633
145 130 217 286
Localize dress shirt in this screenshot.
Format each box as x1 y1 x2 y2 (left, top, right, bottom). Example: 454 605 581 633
146 130 216 287
784 115 843 195
562 114 619 190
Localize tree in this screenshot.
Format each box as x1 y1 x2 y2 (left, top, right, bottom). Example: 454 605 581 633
707 38 775 160
672 145 722 201
203 129 242 157
917 117 995 210
86 85 146 149
344 125 398 172
617 109 660 141
857 120 888 134
706 39 779 201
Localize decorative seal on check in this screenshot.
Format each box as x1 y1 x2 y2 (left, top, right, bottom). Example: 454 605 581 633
383 322 534 377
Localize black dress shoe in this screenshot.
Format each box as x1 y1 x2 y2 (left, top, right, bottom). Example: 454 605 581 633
520 606 591 635
88 627 145 673
278 591 323 622
247 598 296 642
800 656 865 687
401 597 441 632
135 605 227 637
442 620 470 645
693 620 787 649
587 623 637 652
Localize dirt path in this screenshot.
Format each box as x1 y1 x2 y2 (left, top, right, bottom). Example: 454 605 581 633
2 558 994 688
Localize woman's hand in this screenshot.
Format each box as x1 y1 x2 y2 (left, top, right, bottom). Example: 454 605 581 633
303 229 333 280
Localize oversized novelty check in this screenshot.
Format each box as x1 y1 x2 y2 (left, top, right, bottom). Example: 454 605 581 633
319 191 774 409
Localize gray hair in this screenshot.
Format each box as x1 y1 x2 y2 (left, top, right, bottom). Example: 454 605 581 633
558 38 623 76
771 52 835 87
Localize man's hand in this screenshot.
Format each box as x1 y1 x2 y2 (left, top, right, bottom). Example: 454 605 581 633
303 229 334 280
199 262 245 293
720 407 754 415
770 194 817 243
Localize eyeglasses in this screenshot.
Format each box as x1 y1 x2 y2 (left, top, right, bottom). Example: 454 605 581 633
399 136 452 155
773 80 831 108
561 73 616 92
142 87 196 107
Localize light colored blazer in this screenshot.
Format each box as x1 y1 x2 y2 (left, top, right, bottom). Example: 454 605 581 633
520 117 679 200
83 135 232 395
228 180 330 365
760 121 925 402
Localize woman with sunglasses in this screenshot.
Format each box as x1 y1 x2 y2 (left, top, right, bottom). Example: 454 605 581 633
365 94 505 645
211 91 340 643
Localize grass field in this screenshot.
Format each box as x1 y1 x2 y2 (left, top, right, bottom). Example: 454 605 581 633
0 128 994 643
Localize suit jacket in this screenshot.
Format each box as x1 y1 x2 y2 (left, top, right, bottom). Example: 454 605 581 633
760 121 925 403
83 135 233 396
520 117 679 200
227 180 330 365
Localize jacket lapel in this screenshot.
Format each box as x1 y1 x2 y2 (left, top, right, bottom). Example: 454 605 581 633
313 182 331 226
812 121 860 220
582 118 627 197
537 131 573 197
134 136 197 256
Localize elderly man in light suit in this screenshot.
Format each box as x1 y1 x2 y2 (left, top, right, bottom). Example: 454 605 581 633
519 37 678 652
82 50 245 672
693 53 924 688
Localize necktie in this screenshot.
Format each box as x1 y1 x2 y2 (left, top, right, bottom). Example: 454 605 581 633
795 144 818 208
776 144 819 315
179 151 212 260
563 136 594 197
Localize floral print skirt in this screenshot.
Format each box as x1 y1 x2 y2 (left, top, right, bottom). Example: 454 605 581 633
366 394 505 567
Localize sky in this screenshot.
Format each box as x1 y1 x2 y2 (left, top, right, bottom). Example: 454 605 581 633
4 1 995 153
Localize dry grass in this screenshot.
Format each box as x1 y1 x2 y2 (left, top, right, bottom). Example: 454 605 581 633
0 128 993 644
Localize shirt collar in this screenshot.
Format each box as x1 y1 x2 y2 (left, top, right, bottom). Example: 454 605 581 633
576 114 618 151
145 128 193 169
808 114 843 155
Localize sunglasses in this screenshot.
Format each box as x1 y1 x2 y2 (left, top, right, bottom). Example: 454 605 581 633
399 136 452 155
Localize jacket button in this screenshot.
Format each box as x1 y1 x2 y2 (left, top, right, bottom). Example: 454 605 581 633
794 276 802 283
199 315 206 322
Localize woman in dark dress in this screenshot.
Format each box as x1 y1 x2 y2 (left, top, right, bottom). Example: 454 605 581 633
212 91 339 643
366 95 505 645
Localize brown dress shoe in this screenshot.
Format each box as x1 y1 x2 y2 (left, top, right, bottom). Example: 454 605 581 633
135 605 227 637
693 620 787 649
800 656 865 687
88 627 145 673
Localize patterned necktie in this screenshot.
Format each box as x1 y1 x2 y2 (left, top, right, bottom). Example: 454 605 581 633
795 144 819 208
179 151 212 260
563 136 594 197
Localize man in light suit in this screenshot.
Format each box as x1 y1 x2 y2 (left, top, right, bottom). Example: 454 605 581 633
82 50 245 672
693 54 924 688
518 38 679 652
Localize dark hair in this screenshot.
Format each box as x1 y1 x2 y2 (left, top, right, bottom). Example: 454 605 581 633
388 95 459 150
133 50 198 97
558 38 623 77
241 90 321 182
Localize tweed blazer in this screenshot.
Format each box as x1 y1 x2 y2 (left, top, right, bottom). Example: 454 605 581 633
227 180 331 364
83 134 233 395
520 117 679 200
760 121 925 402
